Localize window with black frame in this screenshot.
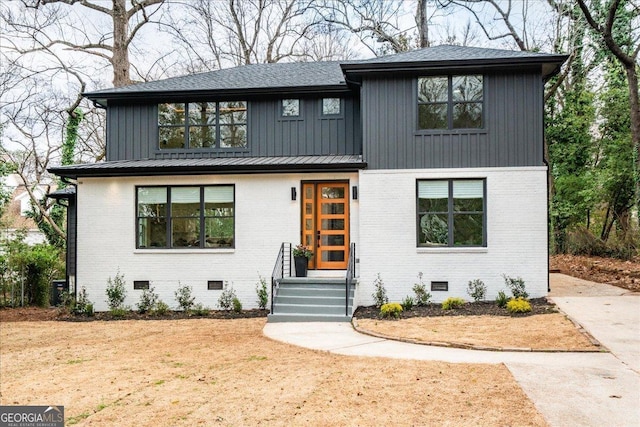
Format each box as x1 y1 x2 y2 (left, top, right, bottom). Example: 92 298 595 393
417 75 483 130
137 185 235 249
158 102 247 149
417 179 485 247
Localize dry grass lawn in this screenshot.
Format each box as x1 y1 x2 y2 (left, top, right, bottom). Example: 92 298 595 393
356 313 598 351
0 318 548 426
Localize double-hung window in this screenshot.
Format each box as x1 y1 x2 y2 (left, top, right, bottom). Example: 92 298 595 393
417 179 485 247
158 102 247 149
137 185 235 249
417 75 483 130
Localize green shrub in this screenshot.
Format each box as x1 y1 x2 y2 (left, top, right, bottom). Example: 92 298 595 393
110 307 129 318
506 297 532 313
442 297 465 310
402 296 415 311
175 283 195 312
466 279 487 302
503 275 528 299
152 301 169 316
371 274 388 308
191 303 209 316
218 283 237 311
232 297 243 313
495 290 509 308
380 302 403 319
137 287 159 314
255 275 268 310
73 286 94 316
105 270 127 310
412 273 432 306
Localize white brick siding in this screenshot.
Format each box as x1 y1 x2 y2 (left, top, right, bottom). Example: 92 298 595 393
76 172 359 311
356 167 548 306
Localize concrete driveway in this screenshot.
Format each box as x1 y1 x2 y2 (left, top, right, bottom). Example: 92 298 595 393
264 274 640 427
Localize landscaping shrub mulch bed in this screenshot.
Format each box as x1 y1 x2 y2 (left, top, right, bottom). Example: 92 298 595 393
0 307 269 322
353 298 557 319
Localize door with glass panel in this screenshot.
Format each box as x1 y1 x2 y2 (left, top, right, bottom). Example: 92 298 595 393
301 182 349 269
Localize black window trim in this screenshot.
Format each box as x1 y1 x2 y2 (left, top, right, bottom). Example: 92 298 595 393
415 75 485 132
280 98 303 120
416 178 487 248
157 102 248 151
136 184 236 250
320 97 343 118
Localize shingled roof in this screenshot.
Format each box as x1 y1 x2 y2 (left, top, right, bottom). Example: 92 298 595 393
84 45 567 105
340 45 567 78
84 61 349 104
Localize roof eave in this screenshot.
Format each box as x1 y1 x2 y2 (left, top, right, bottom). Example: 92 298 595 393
83 84 351 105
341 55 569 78
48 162 368 179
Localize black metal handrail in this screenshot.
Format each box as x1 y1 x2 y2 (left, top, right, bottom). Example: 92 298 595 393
345 242 356 316
271 242 292 314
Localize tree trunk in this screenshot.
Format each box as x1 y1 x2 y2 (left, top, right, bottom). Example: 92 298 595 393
112 0 132 87
416 0 429 48
623 63 640 226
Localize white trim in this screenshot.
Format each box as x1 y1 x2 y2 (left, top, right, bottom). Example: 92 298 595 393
416 247 488 254
133 249 235 255
361 166 547 176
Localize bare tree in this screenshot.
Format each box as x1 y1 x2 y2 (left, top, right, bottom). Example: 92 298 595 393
31 0 166 87
162 0 321 71
315 0 411 55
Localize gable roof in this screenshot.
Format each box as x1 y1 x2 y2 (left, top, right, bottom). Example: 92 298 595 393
84 45 567 105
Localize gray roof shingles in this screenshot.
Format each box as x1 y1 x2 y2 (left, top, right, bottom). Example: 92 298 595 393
84 45 566 99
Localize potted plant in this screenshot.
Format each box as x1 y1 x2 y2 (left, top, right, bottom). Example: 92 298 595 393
293 244 313 277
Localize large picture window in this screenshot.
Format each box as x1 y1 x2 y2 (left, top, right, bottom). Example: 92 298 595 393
158 102 247 149
417 179 485 247
137 185 234 249
417 75 483 130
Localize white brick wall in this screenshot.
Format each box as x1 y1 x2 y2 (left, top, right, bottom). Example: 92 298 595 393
76 172 359 311
356 167 548 306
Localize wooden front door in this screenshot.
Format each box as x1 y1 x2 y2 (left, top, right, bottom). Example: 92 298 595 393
302 182 350 270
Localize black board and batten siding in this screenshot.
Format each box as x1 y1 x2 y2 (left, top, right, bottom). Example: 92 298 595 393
361 72 544 170
105 97 361 162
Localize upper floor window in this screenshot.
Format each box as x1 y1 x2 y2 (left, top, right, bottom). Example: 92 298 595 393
158 102 247 150
282 99 300 117
417 75 483 130
137 185 235 249
322 98 341 115
417 179 485 247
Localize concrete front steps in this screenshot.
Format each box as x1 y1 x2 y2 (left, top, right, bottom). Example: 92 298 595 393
267 277 355 322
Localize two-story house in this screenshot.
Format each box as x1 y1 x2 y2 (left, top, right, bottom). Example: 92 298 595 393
49 45 566 319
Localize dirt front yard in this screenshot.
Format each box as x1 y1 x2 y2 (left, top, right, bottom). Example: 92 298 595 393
0 318 547 426
355 313 598 351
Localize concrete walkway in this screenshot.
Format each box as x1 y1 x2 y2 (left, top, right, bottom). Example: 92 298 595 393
263 274 640 427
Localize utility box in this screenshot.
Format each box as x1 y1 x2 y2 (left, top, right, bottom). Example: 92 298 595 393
50 280 68 306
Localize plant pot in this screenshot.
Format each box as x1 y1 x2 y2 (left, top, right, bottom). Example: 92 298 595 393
294 256 308 277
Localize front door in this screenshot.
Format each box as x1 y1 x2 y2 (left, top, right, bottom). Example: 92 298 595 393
301 182 350 269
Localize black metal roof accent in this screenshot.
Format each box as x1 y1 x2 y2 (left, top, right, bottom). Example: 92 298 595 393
48 155 367 178
47 186 76 199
